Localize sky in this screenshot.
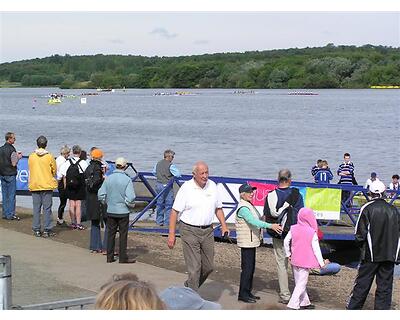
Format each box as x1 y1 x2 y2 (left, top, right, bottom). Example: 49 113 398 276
0 3 399 63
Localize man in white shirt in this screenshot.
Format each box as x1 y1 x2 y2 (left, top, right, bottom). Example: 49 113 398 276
167 161 229 291
364 172 380 191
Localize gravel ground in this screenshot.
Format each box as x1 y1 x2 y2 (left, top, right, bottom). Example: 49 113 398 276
1 207 399 310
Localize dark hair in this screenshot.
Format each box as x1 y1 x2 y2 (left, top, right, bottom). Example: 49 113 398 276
344 153 350 157
278 169 292 183
80 150 87 160
36 135 47 148
393 174 399 180
5 132 14 141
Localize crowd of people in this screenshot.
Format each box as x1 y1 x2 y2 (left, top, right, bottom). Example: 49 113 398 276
1 131 400 310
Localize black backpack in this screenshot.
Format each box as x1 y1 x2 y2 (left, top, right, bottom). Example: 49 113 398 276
85 162 103 193
65 159 84 190
264 188 300 239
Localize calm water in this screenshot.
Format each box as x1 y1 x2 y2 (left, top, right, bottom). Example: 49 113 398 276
0 88 399 183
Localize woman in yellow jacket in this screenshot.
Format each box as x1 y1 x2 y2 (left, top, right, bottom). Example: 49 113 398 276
28 135 57 237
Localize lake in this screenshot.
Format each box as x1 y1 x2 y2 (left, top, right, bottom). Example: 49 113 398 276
0 88 399 184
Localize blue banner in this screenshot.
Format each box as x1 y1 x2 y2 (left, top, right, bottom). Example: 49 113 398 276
14 156 116 192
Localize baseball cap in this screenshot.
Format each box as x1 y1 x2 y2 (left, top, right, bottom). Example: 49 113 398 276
160 286 222 310
239 182 257 194
369 180 386 194
115 157 127 167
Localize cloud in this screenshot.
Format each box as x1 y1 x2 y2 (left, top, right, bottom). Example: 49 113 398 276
193 40 209 45
150 27 178 39
109 38 124 44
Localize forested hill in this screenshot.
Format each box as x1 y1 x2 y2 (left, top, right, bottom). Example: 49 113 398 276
1 44 399 89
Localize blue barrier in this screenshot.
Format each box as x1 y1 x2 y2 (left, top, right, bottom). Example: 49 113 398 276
11 156 400 242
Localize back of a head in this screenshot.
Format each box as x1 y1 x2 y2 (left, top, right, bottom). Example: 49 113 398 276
297 207 318 231
36 135 47 149
72 145 81 155
95 280 165 310
278 169 292 184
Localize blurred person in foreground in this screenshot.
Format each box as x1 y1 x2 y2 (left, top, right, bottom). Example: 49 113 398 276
95 279 165 310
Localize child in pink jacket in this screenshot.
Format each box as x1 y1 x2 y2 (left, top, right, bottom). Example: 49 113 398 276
284 207 328 310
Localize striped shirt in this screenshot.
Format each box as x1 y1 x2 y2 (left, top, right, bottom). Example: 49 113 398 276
337 161 355 184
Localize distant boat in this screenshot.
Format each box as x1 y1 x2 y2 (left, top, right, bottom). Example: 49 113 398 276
233 90 256 94
48 98 61 104
288 91 318 96
370 85 400 89
96 88 113 92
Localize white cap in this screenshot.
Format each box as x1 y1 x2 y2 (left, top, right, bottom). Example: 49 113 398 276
369 180 386 194
115 157 127 167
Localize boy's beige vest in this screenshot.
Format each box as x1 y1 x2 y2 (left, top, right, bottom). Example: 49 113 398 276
235 199 263 248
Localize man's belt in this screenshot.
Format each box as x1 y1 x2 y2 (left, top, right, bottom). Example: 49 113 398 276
180 221 212 229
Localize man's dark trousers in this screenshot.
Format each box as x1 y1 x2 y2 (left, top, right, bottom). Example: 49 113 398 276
347 261 394 310
239 247 256 299
106 214 129 262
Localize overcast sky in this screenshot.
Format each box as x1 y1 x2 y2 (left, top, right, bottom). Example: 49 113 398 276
1 11 399 63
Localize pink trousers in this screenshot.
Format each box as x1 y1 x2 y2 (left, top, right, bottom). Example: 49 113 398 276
287 266 311 309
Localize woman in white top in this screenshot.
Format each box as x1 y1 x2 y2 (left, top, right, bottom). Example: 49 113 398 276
55 145 70 225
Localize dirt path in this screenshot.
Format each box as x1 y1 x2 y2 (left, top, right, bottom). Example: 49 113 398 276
1 207 399 310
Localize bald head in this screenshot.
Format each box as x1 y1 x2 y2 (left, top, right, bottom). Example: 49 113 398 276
192 161 209 188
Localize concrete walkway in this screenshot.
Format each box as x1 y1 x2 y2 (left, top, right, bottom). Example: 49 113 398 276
0 226 283 310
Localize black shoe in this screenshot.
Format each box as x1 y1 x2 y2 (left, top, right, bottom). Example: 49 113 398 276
107 258 116 263
249 293 261 300
300 304 315 310
42 230 56 238
184 280 189 287
238 296 257 303
33 230 42 237
11 215 21 221
119 258 136 264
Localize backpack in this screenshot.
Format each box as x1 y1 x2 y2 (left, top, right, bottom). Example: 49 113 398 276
85 162 103 193
264 188 300 239
65 159 84 190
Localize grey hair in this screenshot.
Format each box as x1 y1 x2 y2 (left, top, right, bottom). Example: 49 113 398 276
72 145 81 155
192 161 208 174
164 149 175 158
278 169 292 183
60 145 70 155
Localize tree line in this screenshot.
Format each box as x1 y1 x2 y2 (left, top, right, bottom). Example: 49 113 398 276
0 44 399 89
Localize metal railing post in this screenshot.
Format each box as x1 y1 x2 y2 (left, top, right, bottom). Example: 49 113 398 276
0 255 12 310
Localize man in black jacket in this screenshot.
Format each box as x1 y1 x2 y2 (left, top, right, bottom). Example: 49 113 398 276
0 132 22 220
347 180 400 310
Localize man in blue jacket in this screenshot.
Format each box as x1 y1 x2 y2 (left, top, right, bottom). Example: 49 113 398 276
98 157 136 263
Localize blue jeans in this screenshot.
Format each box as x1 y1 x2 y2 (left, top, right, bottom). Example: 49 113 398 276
0 175 17 219
155 182 174 225
320 262 341 275
32 191 53 232
90 220 107 251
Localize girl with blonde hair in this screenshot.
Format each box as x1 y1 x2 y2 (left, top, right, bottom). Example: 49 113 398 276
95 280 166 310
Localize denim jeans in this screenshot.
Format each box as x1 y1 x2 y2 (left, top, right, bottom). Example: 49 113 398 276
0 175 17 219
155 182 174 225
32 191 53 232
90 219 107 251
320 262 341 275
